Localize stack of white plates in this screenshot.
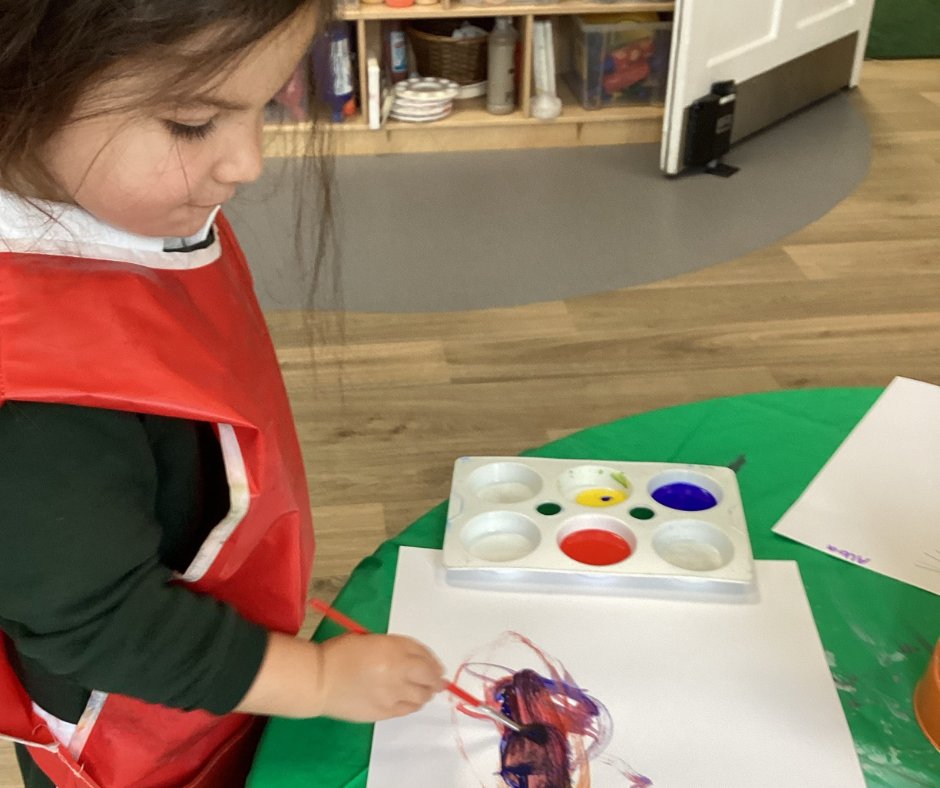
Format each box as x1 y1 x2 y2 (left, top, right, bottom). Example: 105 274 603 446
390 77 460 123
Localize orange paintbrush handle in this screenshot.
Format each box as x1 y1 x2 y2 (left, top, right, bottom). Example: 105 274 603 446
308 598 484 706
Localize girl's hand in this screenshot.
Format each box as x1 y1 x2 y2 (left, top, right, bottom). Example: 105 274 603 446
234 631 444 721
316 633 445 722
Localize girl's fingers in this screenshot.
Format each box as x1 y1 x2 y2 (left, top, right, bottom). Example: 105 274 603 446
404 655 445 688
374 684 431 717
401 639 444 671
388 700 423 718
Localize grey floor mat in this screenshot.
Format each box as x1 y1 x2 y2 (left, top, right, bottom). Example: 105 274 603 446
227 90 869 313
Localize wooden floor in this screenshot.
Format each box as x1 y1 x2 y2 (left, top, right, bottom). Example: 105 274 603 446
2 58 938 785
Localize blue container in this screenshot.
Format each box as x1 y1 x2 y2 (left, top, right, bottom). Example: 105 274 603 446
313 22 356 122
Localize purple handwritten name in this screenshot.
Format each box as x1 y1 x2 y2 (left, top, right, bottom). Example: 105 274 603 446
827 544 871 565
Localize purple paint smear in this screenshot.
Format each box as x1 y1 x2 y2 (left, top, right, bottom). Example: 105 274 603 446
450 632 653 788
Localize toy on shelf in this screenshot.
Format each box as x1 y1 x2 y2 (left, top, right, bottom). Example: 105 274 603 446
566 13 672 110
602 37 654 96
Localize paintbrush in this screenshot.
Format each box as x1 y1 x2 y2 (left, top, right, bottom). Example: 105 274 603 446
308 598 546 741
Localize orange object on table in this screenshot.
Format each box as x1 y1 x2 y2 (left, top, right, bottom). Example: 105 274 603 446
914 639 940 750
385 0 415 7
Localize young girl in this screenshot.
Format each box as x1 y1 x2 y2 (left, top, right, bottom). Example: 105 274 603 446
0 3 444 786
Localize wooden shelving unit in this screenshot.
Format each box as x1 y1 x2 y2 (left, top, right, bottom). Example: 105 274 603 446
263 1 674 156
338 1 673 21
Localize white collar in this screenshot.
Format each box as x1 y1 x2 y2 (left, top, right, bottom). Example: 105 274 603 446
0 189 221 270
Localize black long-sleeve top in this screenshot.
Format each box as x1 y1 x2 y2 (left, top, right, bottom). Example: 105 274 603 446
0 400 268 726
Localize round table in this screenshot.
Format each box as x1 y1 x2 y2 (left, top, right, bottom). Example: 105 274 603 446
248 388 940 787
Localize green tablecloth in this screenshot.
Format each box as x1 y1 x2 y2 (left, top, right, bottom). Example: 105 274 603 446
249 388 940 787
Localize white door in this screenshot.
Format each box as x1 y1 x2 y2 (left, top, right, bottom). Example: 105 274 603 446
660 0 875 174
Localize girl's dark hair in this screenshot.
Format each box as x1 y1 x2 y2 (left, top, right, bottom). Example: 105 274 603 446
0 0 341 315
1 1 328 196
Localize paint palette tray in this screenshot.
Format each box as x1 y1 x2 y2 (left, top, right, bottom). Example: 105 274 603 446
442 457 757 602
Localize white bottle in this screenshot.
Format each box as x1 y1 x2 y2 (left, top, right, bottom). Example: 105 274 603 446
487 18 517 116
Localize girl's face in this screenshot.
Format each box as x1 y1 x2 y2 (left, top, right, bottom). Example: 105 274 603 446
42 8 317 239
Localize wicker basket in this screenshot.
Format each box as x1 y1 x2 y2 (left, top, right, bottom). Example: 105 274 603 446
406 20 490 85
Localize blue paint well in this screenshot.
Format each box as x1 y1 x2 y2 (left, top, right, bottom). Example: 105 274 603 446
651 482 717 511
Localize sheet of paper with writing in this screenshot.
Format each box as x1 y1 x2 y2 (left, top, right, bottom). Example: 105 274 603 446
367 547 863 788
773 376 940 595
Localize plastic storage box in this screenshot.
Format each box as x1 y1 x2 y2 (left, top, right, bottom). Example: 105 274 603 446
565 14 672 110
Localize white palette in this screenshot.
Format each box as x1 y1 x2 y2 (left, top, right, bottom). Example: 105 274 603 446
390 77 458 123
442 456 757 600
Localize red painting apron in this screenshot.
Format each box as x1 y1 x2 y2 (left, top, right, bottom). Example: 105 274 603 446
0 214 314 787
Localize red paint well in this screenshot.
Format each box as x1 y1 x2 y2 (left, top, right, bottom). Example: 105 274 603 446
560 529 632 566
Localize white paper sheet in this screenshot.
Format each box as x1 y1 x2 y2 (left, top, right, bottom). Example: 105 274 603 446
772 376 940 595
367 547 864 788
